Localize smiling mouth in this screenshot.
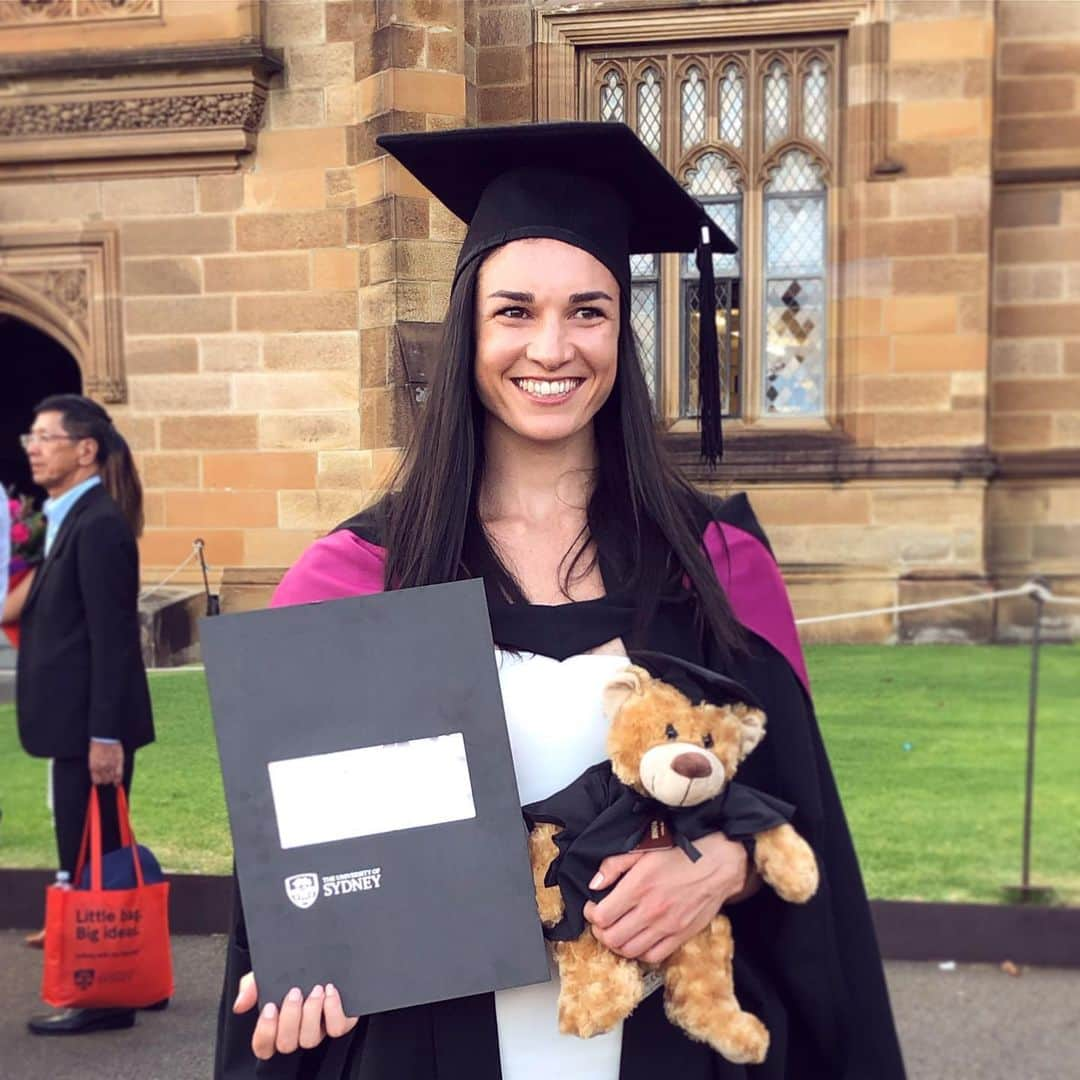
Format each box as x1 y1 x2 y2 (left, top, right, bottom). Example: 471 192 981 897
511 377 585 400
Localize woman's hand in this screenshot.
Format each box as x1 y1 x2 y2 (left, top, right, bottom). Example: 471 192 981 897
233 971 359 1059
583 832 752 965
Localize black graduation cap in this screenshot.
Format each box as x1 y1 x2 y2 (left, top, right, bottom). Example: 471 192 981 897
627 650 763 712
376 121 736 463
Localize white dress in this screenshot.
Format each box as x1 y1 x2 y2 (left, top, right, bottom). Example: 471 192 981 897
492 649 631 1080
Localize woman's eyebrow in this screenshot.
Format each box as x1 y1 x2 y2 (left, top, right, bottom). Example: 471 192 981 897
488 290 533 302
569 290 614 303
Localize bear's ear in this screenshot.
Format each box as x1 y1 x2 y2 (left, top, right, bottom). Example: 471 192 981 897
737 706 767 760
602 665 650 720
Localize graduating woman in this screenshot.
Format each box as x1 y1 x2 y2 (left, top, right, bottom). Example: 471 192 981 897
216 122 905 1079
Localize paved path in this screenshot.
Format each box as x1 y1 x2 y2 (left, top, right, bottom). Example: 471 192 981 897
1 930 1077 1079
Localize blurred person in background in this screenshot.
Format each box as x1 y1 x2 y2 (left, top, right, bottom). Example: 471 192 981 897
1 486 9 608
16 394 156 1035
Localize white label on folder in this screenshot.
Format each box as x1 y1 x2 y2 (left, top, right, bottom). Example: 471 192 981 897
268 733 476 850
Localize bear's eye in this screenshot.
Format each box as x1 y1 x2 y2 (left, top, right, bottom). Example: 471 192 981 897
665 724 678 740
702 733 714 750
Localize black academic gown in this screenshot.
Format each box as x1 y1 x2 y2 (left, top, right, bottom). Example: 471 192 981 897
214 494 906 1080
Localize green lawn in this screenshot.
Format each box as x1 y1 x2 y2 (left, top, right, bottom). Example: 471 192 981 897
2 645 1077 904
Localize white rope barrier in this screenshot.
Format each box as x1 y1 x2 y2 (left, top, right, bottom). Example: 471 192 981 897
794 579 1080 627
138 544 199 602
135 548 1080 627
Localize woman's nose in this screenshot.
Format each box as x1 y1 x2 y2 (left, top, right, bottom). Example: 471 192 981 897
525 316 571 369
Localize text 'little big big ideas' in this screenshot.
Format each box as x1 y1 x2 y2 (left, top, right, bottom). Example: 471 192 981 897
75 907 142 943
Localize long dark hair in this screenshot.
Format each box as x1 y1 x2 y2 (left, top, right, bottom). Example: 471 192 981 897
35 394 144 538
383 259 743 658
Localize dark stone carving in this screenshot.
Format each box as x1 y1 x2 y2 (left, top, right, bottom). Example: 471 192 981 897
0 0 158 25
43 268 88 325
0 91 266 137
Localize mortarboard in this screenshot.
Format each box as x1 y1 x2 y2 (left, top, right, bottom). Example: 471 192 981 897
627 650 764 711
377 122 736 463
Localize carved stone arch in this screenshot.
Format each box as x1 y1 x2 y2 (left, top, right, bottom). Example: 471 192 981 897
714 56 749 153
756 48 793 80
759 141 832 189
0 225 125 403
629 57 662 83
594 62 629 123
797 49 833 150
0 274 86 370
673 54 708 83
674 58 709 151
678 145 748 193
629 61 665 154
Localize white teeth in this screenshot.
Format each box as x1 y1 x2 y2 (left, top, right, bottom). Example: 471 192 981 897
515 378 581 397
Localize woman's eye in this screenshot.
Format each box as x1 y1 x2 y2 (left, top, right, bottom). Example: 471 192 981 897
495 306 529 319
703 733 714 749
572 307 604 320
665 724 678 740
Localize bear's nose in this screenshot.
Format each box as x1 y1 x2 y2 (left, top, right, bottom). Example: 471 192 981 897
672 753 712 779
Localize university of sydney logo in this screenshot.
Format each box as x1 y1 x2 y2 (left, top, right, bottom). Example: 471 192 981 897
284 872 320 910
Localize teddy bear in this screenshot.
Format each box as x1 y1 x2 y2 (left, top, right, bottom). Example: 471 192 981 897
522 656 819 1066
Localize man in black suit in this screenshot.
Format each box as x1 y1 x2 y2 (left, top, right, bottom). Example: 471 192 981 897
17 395 155 1035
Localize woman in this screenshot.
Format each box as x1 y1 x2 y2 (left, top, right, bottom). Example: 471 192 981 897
216 123 905 1079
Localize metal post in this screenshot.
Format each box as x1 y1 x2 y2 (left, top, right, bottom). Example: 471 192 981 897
1004 583 1054 905
1020 591 1042 894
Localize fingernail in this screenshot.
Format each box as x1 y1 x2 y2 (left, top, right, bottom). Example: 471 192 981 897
326 983 337 995
310 984 324 998
589 872 604 889
287 987 301 1003
261 1003 277 1020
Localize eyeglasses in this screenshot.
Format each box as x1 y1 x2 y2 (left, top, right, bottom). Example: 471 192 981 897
19 433 80 449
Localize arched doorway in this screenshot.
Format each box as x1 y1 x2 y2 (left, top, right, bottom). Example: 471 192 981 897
0 314 82 503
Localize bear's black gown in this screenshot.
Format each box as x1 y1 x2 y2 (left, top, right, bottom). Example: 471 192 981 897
214 494 906 1080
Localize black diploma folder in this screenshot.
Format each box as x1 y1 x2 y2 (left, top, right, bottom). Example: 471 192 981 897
201 579 549 1014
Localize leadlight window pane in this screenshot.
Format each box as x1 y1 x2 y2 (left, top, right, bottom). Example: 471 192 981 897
803 59 828 144
683 153 741 276
682 278 740 418
681 66 706 150
631 282 659 401
682 199 741 277
637 67 662 153
630 253 656 276
765 194 824 276
763 149 825 416
762 277 824 415
600 69 625 123
719 64 744 148
764 60 790 147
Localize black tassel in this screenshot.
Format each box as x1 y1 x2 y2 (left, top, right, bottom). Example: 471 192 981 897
695 222 723 465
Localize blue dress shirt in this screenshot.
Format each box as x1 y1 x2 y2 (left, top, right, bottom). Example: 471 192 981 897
43 475 102 557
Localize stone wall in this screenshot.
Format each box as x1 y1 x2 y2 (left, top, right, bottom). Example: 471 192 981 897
0 0 1076 642
987 0 1080 638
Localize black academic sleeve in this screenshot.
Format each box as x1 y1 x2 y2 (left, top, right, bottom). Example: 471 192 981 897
215 874 362 1080
707 629 906 1080
76 510 149 744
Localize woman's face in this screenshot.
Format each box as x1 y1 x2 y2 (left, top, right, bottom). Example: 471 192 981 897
474 237 619 448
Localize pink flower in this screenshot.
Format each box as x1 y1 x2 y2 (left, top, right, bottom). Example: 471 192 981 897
8 498 20 516
11 522 31 545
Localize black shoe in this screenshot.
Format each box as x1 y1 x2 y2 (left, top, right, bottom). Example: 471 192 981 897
27 1008 136 1035
140 998 170 1011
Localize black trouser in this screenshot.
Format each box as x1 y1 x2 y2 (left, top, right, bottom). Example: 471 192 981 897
52 751 136 878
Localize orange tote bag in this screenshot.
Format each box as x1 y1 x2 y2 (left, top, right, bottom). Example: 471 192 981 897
42 787 173 1009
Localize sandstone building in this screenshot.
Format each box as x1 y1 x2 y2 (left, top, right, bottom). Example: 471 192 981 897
1 0 1078 643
